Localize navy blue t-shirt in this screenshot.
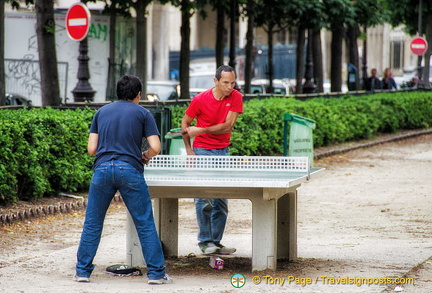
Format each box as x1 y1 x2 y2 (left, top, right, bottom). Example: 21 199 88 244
89 100 160 173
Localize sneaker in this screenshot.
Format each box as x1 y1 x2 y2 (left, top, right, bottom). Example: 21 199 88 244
73 275 90 282
199 242 219 254
148 274 173 285
215 243 236 255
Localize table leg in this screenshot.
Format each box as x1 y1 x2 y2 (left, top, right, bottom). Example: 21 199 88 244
126 211 145 267
155 198 179 257
277 191 297 260
126 198 179 267
250 196 277 271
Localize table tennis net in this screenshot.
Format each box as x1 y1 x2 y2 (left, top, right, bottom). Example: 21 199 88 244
146 155 309 172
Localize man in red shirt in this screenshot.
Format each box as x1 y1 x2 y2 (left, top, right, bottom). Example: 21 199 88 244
181 65 243 255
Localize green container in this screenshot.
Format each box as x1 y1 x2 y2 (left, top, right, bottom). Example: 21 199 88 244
164 128 188 155
283 113 316 166
145 105 172 154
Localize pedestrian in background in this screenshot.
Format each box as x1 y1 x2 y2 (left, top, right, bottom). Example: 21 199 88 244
365 68 381 91
381 68 397 90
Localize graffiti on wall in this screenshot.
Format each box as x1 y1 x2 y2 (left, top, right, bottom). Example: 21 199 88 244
5 55 68 104
88 23 108 41
6 55 41 98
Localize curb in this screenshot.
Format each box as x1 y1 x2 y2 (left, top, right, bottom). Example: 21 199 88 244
0 195 123 226
314 128 432 159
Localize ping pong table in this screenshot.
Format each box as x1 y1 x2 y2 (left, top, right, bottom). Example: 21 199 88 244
125 155 323 271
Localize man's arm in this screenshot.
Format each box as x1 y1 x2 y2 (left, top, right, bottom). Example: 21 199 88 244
185 111 240 138
181 114 195 155
87 133 98 156
142 134 161 161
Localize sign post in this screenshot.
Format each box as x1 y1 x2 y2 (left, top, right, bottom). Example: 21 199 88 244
66 3 95 102
410 37 428 56
66 3 91 41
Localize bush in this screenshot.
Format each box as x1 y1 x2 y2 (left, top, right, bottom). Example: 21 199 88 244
2 91 432 204
0 108 94 204
170 91 432 156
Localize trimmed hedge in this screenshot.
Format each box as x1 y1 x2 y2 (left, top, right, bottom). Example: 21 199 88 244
171 91 432 155
0 108 94 204
1 91 432 204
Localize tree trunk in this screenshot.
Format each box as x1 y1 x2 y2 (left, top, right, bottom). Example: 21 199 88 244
361 26 368 90
346 24 360 90
312 29 323 93
135 0 147 97
107 1 117 100
267 26 274 93
295 26 306 94
215 2 225 68
423 12 432 89
330 24 344 92
228 0 237 72
303 29 316 94
35 0 61 106
0 2 5 106
179 1 191 99
244 0 255 94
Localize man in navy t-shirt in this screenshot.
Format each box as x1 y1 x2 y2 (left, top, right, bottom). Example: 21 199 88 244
75 74 172 285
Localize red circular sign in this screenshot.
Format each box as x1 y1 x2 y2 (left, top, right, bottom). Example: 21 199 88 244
66 3 91 41
410 37 428 56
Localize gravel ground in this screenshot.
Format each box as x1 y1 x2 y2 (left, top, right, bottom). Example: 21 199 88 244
1 131 432 293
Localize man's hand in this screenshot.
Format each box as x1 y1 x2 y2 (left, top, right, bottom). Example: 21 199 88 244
186 149 196 155
185 126 205 138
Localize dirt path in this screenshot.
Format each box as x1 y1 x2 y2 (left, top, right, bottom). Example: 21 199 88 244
1 133 432 292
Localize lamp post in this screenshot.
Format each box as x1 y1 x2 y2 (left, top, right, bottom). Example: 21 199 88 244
72 37 96 102
66 2 96 102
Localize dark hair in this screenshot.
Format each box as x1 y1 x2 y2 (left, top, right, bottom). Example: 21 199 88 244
215 65 235 80
116 74 142 100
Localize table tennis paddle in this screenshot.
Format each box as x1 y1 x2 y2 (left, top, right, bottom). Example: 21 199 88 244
165 129 187 138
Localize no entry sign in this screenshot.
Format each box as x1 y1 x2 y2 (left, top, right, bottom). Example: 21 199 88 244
410 37 428 56
66 3 91 41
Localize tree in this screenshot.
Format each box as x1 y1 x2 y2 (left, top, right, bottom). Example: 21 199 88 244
283 0 324 94
254 0 291 93
1 1 34 106
312 29 324 93
322 0 355 92
0 2 5 106
35 0 61 106
96 0 153 98
346 0 386 90
228 0 238 71
160 0 206 99
242 0 256 94
207 0 230 67
385 0 432 89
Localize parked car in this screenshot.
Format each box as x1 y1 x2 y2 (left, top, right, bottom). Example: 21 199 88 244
5 93 32 107
145 80 180 101
189 87 207 99
394 67 432 89
238 78 292 95
189 72 215 89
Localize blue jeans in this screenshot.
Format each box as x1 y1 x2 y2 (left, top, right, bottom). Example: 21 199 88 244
76 160 165 280
194 147 229 245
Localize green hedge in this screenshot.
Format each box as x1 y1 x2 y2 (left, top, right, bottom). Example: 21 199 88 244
1 91 432 204
0 108 94 204
171 91 432 155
